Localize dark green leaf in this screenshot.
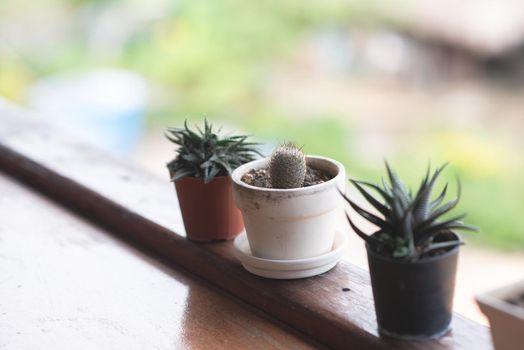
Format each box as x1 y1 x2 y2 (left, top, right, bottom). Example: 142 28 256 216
340 191 390 230
421 240 463 255
351 180 389 216
344 213 378 246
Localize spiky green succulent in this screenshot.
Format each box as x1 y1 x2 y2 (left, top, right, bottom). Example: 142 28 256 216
342 162 478 261
166 120 262 184
269 142 306 189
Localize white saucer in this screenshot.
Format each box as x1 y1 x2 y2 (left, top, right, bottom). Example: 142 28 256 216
233 231 348 279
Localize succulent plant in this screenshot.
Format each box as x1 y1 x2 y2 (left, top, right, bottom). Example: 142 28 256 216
342 162 478 261
269 143 306 189
166 120 262 184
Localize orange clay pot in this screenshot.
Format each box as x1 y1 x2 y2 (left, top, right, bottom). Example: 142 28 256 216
174 175 244 242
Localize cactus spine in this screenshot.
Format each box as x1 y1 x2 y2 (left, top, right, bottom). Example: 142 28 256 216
269 143 306 189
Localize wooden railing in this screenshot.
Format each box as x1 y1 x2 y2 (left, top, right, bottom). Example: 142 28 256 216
0 99 492 349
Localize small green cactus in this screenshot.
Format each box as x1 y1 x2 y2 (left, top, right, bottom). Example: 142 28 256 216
269 143 306 189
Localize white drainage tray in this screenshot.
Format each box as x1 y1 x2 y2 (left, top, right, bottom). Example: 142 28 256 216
233 231 348 279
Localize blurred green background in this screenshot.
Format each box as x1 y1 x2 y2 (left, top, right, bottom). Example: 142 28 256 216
1 0 524 250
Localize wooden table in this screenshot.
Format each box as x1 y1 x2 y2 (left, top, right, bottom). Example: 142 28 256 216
0 171 317 349
0 99 492 349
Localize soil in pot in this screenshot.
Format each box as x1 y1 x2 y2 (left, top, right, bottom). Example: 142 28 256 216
367 233 460 340
241 165 333 188
507 293 524 308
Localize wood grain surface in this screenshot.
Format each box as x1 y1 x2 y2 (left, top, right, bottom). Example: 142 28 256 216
0 172 319 350
0 99 492 349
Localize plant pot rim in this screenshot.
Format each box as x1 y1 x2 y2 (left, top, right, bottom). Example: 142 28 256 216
365 231 462 265
476 279 524 320
231 155 344 194
173 174 232 184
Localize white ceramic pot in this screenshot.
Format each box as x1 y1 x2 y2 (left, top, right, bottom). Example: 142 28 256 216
476 280 524 350
231 156 346 260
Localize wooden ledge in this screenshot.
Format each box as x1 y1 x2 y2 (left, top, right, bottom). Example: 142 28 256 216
0 100 492 350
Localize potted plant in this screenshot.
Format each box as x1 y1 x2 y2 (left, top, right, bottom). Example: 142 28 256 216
165 120 262 242
476 280 524 350
342 162 477 340
231 143 346 261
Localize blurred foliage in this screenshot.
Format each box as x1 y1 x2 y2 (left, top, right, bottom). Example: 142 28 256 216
0 0 523 250
388 131 524 251
122 0 392 115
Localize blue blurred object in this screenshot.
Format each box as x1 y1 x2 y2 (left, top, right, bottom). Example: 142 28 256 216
28 69 149 157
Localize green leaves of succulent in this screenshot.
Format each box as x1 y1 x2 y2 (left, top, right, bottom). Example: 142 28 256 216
166 119 262 184
342 162 478 261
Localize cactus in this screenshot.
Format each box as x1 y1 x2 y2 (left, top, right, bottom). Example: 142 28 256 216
269 143 306 189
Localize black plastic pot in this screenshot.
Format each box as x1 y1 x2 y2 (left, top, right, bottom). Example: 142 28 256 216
366 234 460 340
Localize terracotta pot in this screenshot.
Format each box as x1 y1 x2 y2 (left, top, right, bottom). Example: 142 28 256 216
174 175 244 242
476 279 524 350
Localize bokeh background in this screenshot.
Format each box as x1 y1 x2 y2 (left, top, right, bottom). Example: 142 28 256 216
1 0 523 323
